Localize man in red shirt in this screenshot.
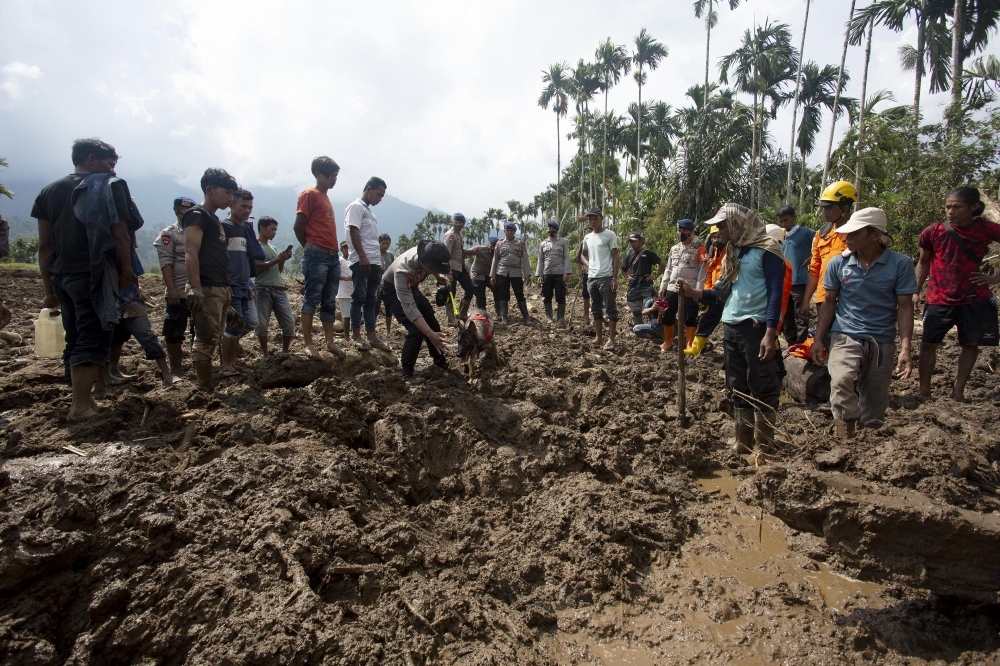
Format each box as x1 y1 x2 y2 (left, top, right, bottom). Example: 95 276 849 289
916 187 1000 401
293 156 346 360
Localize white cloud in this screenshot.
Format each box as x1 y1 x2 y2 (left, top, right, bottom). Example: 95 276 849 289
1 61 42 102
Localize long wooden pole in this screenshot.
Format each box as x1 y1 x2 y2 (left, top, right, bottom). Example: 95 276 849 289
677 295 687 424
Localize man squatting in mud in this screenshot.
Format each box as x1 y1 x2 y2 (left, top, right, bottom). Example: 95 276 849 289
381 239 454 383
676 203 786 455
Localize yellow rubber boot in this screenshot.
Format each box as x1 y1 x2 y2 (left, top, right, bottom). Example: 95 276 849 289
684 335 708 356
686 326 697 348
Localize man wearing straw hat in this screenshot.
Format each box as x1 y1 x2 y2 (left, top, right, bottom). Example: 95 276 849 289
676 203 787 455
811 207 916 439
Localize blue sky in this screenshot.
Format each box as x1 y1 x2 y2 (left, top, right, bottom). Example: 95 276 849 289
1 0 997 214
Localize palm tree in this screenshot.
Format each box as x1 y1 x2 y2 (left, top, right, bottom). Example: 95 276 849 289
0 158 12 200
963 54 1000 104
794 62 855 209
594 39 630 207
538 63 571 227
821 0 857 192
785 0 812 205
948 0 1000 124
570 60 601 215
856 16 874 196
849 0 952 128
719 20 797 210
693 0 743 109
631 28 669 197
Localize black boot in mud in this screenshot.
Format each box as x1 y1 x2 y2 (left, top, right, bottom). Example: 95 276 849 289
754 410 776 451
734 408 755 454
544 302 553 320
517 300 533 325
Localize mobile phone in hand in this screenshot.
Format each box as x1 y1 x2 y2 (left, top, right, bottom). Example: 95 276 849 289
286 245 293 253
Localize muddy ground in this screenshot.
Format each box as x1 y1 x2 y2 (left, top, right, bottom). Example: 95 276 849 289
1 266 999 665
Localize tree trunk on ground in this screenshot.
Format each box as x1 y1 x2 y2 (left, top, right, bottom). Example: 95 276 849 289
855 17 873 199
822 0 856 192
786 0 811 205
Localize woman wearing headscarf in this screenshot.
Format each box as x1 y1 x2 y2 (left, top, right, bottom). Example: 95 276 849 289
676 203 787 455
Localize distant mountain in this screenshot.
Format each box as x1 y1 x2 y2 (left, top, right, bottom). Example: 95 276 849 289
0 175 439 255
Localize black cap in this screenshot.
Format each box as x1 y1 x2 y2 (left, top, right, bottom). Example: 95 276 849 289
417 239 452 274
453 213 466 223
628 231 644 241
585 206 603 217
173 196 197 209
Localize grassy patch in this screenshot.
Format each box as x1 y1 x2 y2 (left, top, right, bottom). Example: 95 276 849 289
1 263 40 272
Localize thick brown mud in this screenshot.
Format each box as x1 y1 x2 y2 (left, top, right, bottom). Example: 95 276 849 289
1 266 999 665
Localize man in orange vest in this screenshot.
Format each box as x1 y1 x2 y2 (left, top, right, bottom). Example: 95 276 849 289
800 181 857 319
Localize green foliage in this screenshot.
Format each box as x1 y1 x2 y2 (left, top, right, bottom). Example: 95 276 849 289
8 237 39 263
287 245 305 278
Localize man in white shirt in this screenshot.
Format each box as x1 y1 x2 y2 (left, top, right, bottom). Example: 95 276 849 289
345 177 391 351
580 207 620 349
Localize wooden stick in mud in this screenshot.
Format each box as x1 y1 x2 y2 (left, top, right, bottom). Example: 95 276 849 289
677 295 688 425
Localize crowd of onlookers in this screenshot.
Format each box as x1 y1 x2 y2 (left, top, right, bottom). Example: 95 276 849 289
11 139 1000 448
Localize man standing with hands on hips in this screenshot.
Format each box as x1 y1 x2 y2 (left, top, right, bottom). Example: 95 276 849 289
811 207 916 439
580 207 619 349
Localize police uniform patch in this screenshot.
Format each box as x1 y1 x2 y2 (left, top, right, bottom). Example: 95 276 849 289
161 234 171 245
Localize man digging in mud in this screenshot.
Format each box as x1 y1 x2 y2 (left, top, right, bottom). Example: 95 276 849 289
382 239 453 383
915 187 1000 402
183 168 239 391
32 138 136 420
811 208 917 439
294 156 346 360
676 203 786 455
580 207 619 348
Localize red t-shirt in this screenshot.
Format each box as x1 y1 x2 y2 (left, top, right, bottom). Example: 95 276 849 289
296 188 338 251
918 217 1000 306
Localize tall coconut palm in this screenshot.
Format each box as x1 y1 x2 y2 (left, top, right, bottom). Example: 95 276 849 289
948 0 1000 124
631 28 669 197
594 39 630 206
793 62 855 209
538 63 571 226
719 20 797 210
856 17 874 196
785 0 812 205
821 0 857 191
693 0 743 109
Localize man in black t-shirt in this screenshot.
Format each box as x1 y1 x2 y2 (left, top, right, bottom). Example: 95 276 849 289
621 232 664 325
32 138 135 421
182 168 238 390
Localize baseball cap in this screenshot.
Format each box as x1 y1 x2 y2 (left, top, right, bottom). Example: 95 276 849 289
709 206 728 224
835 207 888 234
677 218 695 231
417 239 452 274
628 231 644 241
765 223 786 243
453 213 466 224
585 206 603 217
173 196 197 209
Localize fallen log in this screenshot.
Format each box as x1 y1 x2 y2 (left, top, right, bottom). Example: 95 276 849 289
782 355 830 404
738 463 1000 603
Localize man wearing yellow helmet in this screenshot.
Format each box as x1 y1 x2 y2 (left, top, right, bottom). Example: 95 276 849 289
800 181 857 317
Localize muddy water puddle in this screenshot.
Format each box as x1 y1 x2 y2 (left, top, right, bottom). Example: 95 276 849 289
546 471 885 665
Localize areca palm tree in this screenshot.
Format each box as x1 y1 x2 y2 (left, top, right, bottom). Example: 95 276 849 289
948 0 1000 122
631 28 669 197
538 63 571 226
785 0 812 205
822 0 857 192
793 62 855 209
719 20 797 210
570 60 601 214
595 39 630 206
693 0 743 109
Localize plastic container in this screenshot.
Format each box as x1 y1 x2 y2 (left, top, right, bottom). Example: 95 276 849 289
34 308 65 358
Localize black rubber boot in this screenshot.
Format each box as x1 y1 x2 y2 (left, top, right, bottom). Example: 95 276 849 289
734 408 755 455
517 300 532 325
556 302 565 326
497 301 509 326
544 302 554 320
754 410 776 451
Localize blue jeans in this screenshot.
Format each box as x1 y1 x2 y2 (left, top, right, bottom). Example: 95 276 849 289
351 263 383 332
633 298 663 341
300 249 341 323
225 293 259 338
50 272 113 378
